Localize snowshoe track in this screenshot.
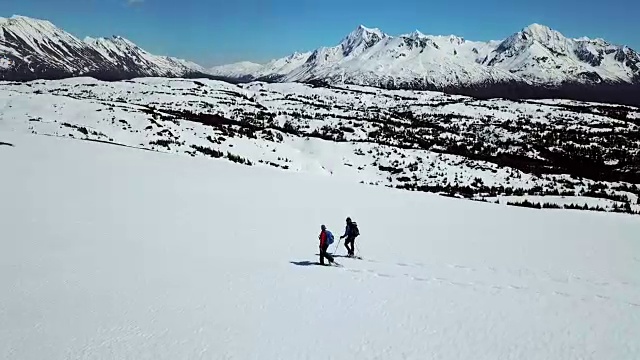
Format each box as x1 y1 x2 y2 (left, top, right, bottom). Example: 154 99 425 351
303 255 640 308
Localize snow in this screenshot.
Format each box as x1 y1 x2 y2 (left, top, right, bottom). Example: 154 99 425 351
1 131 639 359
211 53 315 80
0 76 638 219
0 15 88 71
484 24 640 84
339 25 388 58
0 57 12 70
0 15 205 78
2 14 638 90
212 23 640 88
208 61 263 77
522 23 571 51
86 35 208 75
256 51 313 78
278 29 517 86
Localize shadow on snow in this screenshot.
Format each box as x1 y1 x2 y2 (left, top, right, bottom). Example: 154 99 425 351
290 260 328 267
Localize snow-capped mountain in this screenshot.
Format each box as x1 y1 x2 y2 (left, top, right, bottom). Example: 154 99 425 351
483 24 640 85
209 52 314 81
252 52 314 80
0 15 207 81
208 61 263 79
282 26 518 87
211 24 640 105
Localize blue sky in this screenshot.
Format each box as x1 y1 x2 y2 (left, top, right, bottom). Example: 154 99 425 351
1 0 639 67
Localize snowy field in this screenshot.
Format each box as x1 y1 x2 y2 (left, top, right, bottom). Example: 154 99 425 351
1 77 639 215
1 132 639 360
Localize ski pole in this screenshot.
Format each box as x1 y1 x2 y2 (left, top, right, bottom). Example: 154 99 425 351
333 237 342 255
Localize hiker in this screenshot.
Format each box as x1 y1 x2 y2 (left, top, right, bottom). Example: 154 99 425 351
340 217 360 257
318 224 336 265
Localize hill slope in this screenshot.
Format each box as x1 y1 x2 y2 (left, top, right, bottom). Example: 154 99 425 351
1 131 639 359
1 77 639 214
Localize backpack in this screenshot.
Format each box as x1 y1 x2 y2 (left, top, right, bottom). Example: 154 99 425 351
326 230 334 245
350 222 360 237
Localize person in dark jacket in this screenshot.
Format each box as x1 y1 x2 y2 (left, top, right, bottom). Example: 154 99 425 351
318 224 336 265
340 217 359 257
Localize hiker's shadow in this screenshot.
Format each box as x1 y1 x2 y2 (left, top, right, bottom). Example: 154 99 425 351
290 260 320 266
315 254 351 259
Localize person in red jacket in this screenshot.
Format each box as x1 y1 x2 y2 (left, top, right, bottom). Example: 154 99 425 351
318 224 336 266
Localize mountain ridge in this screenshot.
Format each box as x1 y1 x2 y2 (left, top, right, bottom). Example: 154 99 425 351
0 15 208 81
210 23 640 106
1 15 639 106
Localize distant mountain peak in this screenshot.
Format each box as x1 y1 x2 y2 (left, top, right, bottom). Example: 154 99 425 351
208 61 263 78
523 23 553 34
1 14 56 28
83 35 138 48
575 36 609 46
108 36 139 47
340 25 387 57
406 30 426 39
236 60 263 66
341 25 386 43
493 22 570 58
0 15 32 22
355 24 383 34
519 23 566 44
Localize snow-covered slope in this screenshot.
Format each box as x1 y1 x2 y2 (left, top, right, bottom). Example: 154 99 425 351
0 15 206 81
209 52 315 81
208 61 263 78
251 51 314 79
1 131 639 359
214 23 640 105
83 35 208 76
1 77 639 215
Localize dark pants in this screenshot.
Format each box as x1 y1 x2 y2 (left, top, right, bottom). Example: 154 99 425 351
320 244 334 265
344 236 355 256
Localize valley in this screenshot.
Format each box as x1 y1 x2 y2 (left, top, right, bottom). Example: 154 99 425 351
1 76 638 215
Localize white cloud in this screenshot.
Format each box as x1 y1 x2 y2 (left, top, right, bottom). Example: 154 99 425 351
127 0 144 5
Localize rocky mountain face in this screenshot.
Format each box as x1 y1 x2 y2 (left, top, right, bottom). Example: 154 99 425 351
211 24 640 106
0 15 208 81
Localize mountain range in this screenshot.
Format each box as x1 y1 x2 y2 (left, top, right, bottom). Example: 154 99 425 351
211 24 640 106
1 15 639 106
0 15 208 81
